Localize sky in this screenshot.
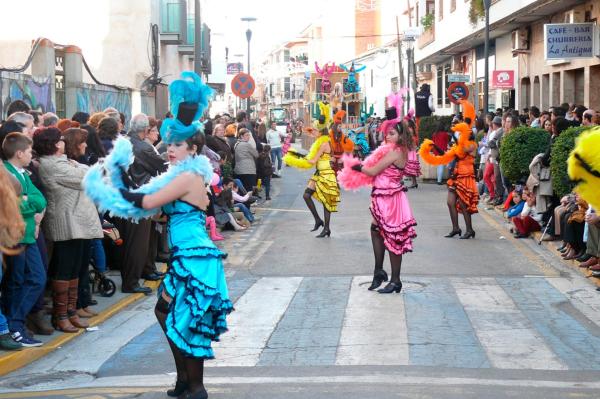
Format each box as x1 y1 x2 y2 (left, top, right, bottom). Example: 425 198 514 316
202 0 326 61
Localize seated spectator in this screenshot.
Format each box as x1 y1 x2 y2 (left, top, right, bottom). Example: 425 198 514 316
7 112 35 137
222 177 255 223
506 187 525 219
560 196 588 260
512 191 542 238
212 185 249 231
583 207 600 272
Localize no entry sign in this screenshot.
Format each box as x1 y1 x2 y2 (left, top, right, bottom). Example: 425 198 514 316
447 82 469 104
231 73 255 99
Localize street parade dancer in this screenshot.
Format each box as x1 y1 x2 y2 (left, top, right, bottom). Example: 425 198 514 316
329 110 355 174
83 71 232 399
283 127 340 238
419 99 479 239
338 106 417 294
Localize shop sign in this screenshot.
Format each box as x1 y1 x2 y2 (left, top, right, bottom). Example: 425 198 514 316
227 63 244 75
448 74 471 83
544 23 596 59
492 70 514 89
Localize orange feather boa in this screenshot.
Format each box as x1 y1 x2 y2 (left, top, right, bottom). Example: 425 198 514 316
419 122 476 166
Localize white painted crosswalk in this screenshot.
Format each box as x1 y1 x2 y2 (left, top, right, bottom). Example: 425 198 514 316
207 275 600 370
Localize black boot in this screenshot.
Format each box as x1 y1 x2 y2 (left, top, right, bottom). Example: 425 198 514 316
368 269 388 291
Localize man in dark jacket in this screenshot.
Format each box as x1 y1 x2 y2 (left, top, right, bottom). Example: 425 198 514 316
118 114 167 294
415 84 435 134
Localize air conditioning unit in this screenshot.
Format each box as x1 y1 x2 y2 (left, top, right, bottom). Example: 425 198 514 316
564 6 585 23
511 28 530 53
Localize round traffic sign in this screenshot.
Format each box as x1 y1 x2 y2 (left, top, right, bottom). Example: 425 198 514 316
447 82 469 104
231 73 255 99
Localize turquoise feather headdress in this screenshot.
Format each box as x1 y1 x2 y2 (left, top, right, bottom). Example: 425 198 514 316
160 71 214 144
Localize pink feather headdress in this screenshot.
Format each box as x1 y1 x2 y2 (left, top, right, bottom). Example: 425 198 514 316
379 89 408 136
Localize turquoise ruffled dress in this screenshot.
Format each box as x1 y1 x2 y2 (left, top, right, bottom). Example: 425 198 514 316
160 199 233 359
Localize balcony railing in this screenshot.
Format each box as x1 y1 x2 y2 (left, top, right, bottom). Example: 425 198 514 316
160 0 186 44
417 23 435 49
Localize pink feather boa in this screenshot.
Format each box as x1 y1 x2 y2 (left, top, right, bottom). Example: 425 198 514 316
338 143 395 191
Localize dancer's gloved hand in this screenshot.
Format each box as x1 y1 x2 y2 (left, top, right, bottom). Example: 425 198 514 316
120 169 136 189
119 189 145 208
351 164 363 172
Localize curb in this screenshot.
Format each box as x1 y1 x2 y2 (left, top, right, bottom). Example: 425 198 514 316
0 278 162 377
480 204 600 288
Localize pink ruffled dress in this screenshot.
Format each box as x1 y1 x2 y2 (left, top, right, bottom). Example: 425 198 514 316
404 150 421 177
370 164 417 255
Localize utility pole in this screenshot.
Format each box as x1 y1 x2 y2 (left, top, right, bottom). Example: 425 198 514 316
194 0 202 77
241 17 257 117
483 0 491 113
395 15 405 114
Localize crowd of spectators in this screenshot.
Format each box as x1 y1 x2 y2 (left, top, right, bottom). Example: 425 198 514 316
0 100 289 351
470 104 598 272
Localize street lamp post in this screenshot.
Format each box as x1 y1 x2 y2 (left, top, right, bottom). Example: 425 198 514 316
483 0 491 113
241 17 257 117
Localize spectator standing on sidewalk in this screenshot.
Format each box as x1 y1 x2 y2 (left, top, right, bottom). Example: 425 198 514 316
118 114 167 294
35 127 103 332
0 165 25 350
233 128 259 192
266 121 286 177
258 144 273 200
1 133 47 346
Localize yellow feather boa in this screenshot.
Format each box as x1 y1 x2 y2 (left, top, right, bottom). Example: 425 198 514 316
568 128 600 210
283 135 330 169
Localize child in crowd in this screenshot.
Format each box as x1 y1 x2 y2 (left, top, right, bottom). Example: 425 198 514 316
1 133 47 347
506 186 525 220
258 144 273 201
512 190 542 238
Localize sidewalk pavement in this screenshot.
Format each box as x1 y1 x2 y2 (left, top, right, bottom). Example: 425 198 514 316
0 267 165 377
478 203 600 289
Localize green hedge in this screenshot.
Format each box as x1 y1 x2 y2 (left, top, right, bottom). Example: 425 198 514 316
500 127 550 183
550 126 588 198
418 115 453 143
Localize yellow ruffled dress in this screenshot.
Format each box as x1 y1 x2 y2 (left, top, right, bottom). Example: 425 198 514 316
310 152 340 212
283 135 340 212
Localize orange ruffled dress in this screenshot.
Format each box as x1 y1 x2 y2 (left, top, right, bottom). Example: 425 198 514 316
448 153 479 214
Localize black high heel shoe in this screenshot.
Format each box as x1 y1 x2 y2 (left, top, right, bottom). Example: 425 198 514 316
444 229 462 238
368 269 388 291
377 281 402 294
316 228 331 238
310 220 324 232
167 380 188 397
181 386 208 399
460 230 476 239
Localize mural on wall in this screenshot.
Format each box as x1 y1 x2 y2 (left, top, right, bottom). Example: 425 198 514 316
76 84 132 125
1 75 55 117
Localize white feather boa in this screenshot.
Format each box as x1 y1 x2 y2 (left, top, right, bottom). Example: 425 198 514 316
83 137 213 221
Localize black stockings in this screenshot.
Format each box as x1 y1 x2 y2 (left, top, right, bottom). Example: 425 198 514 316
371 224 402 283
155 299 188 385
323 207 331 230
388 252 403 284
303 188 322 224
447 190 460 231
371 224 385 272
458 199 473 233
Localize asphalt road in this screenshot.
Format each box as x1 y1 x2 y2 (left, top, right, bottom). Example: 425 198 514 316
2 165 600 399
